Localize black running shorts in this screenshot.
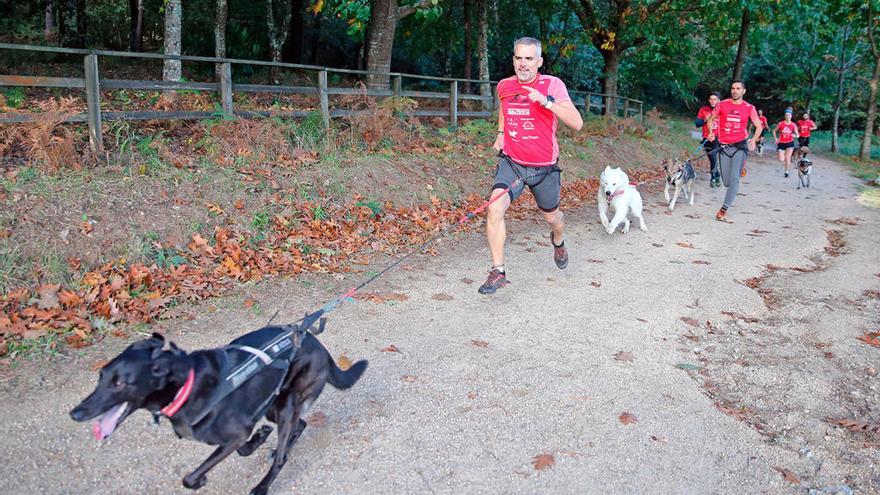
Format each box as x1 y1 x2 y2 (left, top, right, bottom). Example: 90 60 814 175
492 156 562 212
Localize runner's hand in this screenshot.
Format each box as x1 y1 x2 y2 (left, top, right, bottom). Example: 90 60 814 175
523 86 550 106
747 139 756 151
707 133 716 142
493 132 504 152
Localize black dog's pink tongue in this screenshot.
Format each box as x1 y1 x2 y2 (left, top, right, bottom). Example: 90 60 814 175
92 403 128 440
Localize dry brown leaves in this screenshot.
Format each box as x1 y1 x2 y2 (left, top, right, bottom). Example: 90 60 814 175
826 418 880 435
613 351 634 362
352 292 409 304
336 353 352 370
306 411 328 427
675 241 695 249
680 317 700 328
532 453 555 471
720 311 761 323
619 412 638 425
692 260 711 265
826 217 861 225
857 332 880 348
380 344 401 353
824 229 846 256
772 466 801 485
470 340 489 348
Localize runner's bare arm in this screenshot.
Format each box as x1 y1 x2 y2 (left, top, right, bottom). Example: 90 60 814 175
706 114 716 141
493 103 504 152
522 86 583 131
748 111 762 150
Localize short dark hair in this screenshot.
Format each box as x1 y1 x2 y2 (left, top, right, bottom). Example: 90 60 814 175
731 80 746 88
708 92 720 99
513 37 542 58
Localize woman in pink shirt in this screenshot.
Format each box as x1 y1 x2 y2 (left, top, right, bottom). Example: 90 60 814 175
772 108 799 178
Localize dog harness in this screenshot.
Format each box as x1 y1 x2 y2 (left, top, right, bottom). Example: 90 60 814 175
669 162 696 184
158 319 326 425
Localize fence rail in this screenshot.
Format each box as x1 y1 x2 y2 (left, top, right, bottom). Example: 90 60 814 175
0 43 644 154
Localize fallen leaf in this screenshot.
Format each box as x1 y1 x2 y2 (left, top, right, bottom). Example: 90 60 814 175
234 198 244 209
461 278 474 285
336 353 352 370
826 417 880 434
401 375 417 383
381 344 401 353
692 260 711 265
37 284 61 309
352 292 408 304
243 299 255 309
635 317 648 323
587 258 604 264
590 281 601 288
618 412 638 425
614 351 634 362
680 317 700 328
675 241 695 249
467 391 477 400
652 243 663 248
471 339 489 348
431 293 453 301
649 434 668 443
206 202 225 215
857 332 880 348
532 453 555 470
306 411 328 427
720 311 761 323
676 363 700 371
772 466 801 485
824 351 834 359
89 359 109 371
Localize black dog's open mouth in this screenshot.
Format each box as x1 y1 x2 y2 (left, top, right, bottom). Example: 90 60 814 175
92 402 129 440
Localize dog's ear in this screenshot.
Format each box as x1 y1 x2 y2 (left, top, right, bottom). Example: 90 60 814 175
150 334 181 359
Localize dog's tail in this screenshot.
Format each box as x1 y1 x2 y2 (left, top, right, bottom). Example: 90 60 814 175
328 358 368 390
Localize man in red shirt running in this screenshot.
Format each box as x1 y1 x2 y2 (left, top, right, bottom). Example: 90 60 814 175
773 108 799 178
756 109 769 156
695 92 721 187
796 112 817 152
478 37 583 294
705 80 763 222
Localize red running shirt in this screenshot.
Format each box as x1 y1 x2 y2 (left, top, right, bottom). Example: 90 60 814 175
497 73 572 166
797 119 815 137
776 121 797 143
759 115 768 131
697 105 719 139
711 99 759 144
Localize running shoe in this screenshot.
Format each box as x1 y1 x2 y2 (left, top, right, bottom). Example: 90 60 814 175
551 232 568 269
477 268 508 294
784 172 789 178
741 165 747 177
716 208 727 221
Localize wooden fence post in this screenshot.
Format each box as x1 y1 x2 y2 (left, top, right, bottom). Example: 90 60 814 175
490 84 497 113
450 80 458 127
639 102 644 123
83 54 103 154
318 69 329 129
623 98 630 119
219 62 233 119
393 75 402 97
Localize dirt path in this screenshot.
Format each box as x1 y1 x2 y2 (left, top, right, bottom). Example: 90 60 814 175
1 150 878 494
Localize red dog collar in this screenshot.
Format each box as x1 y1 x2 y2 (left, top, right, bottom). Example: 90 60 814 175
160 369 195 417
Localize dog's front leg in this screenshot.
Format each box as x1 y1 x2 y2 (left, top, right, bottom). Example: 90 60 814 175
251 396 302 495
668 185 681 211
688 181 695 206
606 207 627 235
183 440 247 490
663 181 670 202
597 198 609 227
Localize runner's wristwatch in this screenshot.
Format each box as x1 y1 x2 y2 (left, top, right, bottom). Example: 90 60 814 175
542 95 555 109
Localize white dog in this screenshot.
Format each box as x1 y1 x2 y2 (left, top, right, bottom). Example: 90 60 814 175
597 165 647 235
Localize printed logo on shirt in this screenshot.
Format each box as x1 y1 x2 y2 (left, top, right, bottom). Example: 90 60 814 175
522 120 535 130
508 130 518 138
508 108 530 116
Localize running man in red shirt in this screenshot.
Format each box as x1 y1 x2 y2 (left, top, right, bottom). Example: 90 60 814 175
705 80 762 221
695 92 721 187
478 37 583 294
796 112 817 154
773 108 799 178
756 109 769 156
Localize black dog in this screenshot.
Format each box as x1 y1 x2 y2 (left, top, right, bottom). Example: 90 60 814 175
70 326 367 494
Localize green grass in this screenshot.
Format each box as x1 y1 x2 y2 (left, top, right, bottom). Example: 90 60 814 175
810 130 879 160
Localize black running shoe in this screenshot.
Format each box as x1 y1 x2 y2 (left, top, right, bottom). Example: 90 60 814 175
477 268 508 294
551 232 568 269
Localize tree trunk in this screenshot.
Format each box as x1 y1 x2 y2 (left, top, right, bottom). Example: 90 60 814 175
476 0 490 108
129 0 144 51
44 0 56 42
365 0 399 89
862 2 879 161
162 0 182 101
266 0 293 84
861 54 880 160
732 7 750 82
831 25 852 154
600 49 620 116
59 0 86 47
463 0 472 93
214 0 228 81
282 0 305 63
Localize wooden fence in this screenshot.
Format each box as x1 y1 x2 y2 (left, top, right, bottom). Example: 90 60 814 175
0 43 644 154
